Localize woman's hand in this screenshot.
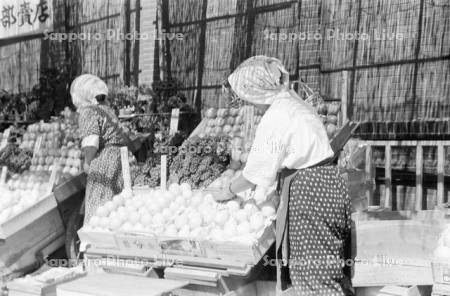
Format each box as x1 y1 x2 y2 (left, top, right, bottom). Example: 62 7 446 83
213 174 256 202
213 187 235 202
83 162 90 174
83 162 91 174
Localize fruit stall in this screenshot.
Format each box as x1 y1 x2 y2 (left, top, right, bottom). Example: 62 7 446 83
47 90 348 296
0 69 448 296
0 0 449 293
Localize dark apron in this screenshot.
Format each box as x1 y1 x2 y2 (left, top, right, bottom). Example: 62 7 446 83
275 159 331 295
274 160 354 296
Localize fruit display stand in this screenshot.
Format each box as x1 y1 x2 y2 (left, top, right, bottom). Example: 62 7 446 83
72 96 353 295
78 186 276 295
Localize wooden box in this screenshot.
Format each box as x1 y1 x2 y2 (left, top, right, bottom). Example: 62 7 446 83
81 222 276 272
7 267 86 296
351 210 450 287
0 206 64 276
0 194 58 239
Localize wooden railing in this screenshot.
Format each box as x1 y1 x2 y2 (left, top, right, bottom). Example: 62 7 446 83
364 140 450 210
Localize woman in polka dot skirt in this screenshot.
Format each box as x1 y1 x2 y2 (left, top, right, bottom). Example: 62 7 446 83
215 56 353 295
70 74 130 224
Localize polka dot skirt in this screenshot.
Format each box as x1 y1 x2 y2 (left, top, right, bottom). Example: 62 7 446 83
288 166 351 296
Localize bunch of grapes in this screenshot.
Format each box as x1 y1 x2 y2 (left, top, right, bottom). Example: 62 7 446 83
169 136 230 188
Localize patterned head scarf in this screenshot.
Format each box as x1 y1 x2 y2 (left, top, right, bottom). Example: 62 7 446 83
70 74 108 109
227 56 290 105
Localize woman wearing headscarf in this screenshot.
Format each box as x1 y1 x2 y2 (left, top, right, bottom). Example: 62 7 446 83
215 56 352 296
70 74 129 223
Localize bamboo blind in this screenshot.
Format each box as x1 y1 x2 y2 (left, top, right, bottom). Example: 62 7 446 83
162 0 450 139
0 0 139 93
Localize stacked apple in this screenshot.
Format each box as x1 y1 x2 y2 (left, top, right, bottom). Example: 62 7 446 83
0 172 49 224
20 122 63 151
84 183 277 244
199 106 265 140
60 108 81 149
24 122 62 172
199 108 243 138
316 102 341 138
58 147 83 176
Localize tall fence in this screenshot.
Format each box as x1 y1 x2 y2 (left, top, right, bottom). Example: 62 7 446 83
162 0 450 139
0 0 141 94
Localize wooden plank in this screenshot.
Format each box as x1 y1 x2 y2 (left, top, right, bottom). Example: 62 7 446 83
352 263 433 287
385 144 392 210
120 147 132 191
160 155 167 190
366 145 374 206
437 143 445 206
364 141 450 147
416 145 423 210
164 267 219 282
341 71 348 124
0 166 7 185
352 209 450 221
56 273 187 296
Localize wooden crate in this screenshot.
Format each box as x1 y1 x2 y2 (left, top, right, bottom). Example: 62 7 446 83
7 267 86 296
0 206 64 277
351 210 450 287
80 223 275 274
0 195 58 239
364 140 450 210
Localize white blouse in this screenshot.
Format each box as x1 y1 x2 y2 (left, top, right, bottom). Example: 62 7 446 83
242 91 334 187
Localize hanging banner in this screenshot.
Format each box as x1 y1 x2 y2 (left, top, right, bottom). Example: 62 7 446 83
0 0 53 39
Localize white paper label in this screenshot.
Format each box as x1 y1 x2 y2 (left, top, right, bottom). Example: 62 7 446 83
47 161 60 195
33 135 43 157
0 128 11 150
0 166 7 185
169 108 180 135
160 155 167 190
120 147 132 191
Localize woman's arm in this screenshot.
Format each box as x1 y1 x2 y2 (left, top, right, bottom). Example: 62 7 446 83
82 146 98 173
214 172 256 202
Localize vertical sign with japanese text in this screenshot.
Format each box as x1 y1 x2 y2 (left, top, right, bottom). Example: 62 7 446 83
0 0 52 39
